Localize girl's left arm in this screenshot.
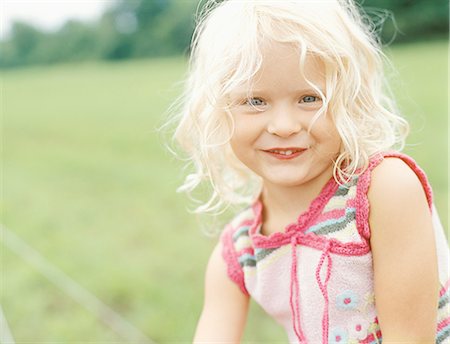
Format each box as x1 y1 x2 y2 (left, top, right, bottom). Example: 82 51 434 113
369 157 440 343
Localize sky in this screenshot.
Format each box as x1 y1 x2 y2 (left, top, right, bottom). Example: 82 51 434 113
1 1 114 39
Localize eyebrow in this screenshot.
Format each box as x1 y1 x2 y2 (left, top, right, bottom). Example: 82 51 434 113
229 88 325 96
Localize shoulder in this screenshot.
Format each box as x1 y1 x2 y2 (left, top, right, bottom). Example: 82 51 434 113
355 152 434 240
368 155 432 210
367 154 434 243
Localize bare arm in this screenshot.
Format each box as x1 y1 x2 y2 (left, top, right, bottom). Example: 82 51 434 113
369 158 440 343
194 242 250 343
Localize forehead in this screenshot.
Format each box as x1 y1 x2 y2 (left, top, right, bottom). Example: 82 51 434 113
259 41 324 71
233 42 326 92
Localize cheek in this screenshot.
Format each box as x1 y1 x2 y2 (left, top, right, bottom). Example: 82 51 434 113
324 130 342 151
229 123 260 164
231 118 259 143
315 116 339 139
229 137 240 155
326 125 341 144
328 123 342 147
311 119 342 151
229 138 250 169
229 128 247 155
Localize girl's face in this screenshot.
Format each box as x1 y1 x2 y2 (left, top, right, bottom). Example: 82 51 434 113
228 42 341 191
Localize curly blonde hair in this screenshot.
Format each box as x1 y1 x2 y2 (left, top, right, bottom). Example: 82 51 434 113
170 0 409 214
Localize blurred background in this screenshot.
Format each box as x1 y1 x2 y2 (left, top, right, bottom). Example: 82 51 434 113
1 0 448 342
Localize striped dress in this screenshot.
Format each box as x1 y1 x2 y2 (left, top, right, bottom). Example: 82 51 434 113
221 152 450 344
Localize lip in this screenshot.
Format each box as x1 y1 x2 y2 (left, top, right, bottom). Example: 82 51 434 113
262 147 307 160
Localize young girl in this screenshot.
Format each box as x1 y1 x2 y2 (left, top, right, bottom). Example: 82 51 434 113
172 0 450 342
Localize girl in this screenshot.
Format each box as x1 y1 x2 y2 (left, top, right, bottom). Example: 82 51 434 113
172 0 450 342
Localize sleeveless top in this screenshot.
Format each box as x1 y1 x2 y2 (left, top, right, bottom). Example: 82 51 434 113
221 152 450 344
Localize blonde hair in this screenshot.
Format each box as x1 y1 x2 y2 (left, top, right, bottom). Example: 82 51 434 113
171 0 409 214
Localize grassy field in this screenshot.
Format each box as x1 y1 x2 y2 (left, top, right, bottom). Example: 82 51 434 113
2 40 448 342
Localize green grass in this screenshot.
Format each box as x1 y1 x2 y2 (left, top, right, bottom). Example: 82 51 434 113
2 40 448 342
386 41 448 227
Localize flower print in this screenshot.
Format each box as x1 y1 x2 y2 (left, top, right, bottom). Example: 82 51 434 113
368 318 381 333
329 326 348 344
336 290 359 310
364 292 375 306
359 292 375 313
348 316 370 340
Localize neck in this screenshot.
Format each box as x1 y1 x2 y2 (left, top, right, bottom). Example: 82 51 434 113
260 166 334 234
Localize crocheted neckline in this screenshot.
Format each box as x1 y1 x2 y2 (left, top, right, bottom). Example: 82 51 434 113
243 172 372 256
250 175 339 241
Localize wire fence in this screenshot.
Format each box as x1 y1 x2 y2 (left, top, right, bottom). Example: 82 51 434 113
1 224 156 343
0 303 15 344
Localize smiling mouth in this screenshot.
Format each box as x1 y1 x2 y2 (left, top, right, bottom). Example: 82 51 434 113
263 147 307 159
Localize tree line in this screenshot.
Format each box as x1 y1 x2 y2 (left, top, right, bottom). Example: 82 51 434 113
1 0 448 69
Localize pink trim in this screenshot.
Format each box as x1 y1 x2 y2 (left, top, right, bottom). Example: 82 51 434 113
250 176 338 237
355 156 376 241
347 197 358 209
252 225 370 255
251 200 263 230
440 279 450 297
249 192 371 256
237 219 255 228
382 152 433 208
355 151 434 241
437 317 450 332
220 225 249 295
296 177 339 228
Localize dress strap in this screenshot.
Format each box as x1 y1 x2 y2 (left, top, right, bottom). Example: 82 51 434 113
355 151 434 240
221 224 249 295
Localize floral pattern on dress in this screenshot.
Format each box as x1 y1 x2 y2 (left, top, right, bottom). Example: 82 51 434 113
336 290 359 310
358 292 375 313
348 316 370 340
329 326 349 344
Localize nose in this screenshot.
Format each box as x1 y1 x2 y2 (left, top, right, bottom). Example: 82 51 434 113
266 104 303 138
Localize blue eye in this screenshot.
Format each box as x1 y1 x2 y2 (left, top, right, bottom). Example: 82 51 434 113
301 95 320 103
245 97 266 107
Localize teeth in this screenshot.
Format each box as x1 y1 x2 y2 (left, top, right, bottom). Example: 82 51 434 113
270 149 296 155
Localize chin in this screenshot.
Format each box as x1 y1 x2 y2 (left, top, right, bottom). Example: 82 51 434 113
264 175 309 188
